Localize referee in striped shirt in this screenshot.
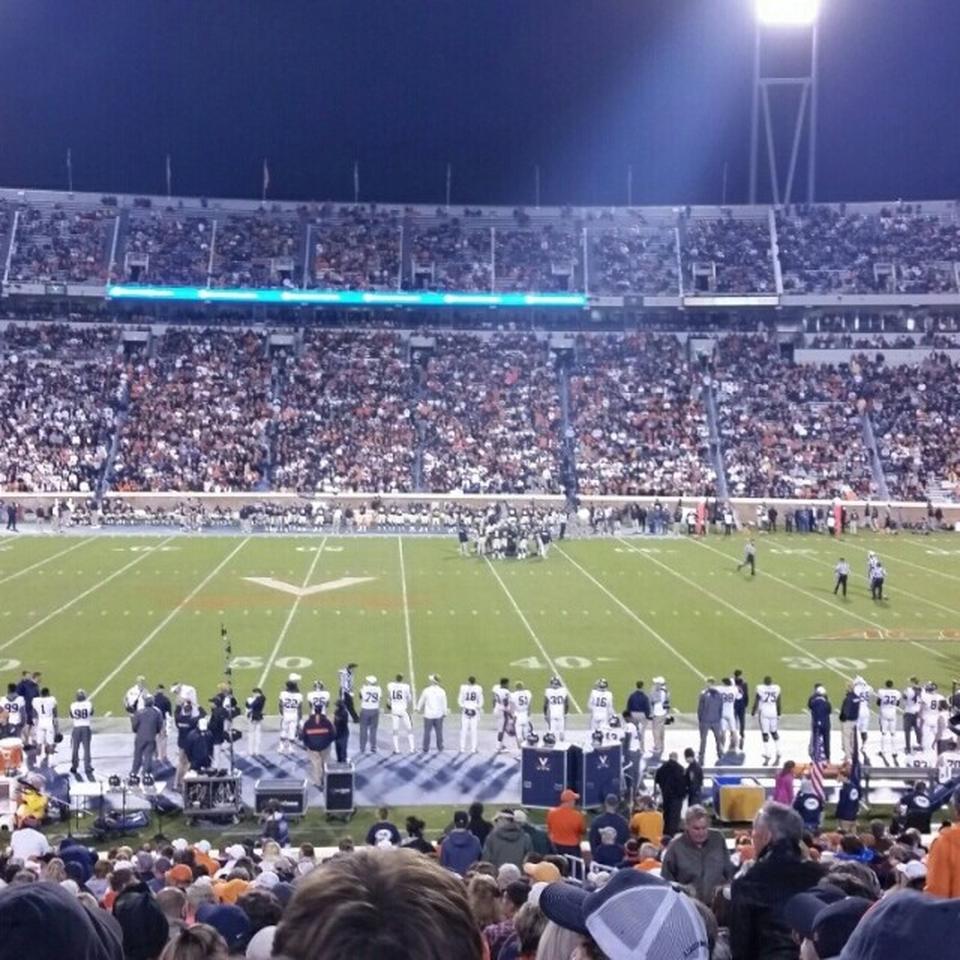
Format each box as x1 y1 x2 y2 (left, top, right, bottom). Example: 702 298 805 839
339 662 359 721
834 558 850 597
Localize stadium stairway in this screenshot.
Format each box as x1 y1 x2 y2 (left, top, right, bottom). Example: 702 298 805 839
861 412 891 501
96 380 131 500
704 379 730 501
556 351 579 501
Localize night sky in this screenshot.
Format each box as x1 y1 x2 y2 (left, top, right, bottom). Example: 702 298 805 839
0 0 958 207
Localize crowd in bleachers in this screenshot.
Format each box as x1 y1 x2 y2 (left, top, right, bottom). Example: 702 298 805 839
122 212 214 286
1 320 960 501
8 206 114 285
682 214 774 294
714 336 875 499
272 331 415 493
778 204 960 294
112 330 272 492
4 196 960 297
310 208 402 289
571 333 714 497
418 334 563 494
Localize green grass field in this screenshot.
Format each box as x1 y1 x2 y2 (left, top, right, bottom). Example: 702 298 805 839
2 530 960 717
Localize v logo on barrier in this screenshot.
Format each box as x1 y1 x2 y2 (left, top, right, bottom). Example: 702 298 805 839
243 576 375 598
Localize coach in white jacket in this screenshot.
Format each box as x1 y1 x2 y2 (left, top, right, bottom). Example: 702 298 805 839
417 674 448 752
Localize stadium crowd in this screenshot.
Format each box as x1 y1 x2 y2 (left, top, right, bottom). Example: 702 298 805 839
714 336 875 499
589 221 679 295
570 333 714 496
417 333 563 494
681 213 774 294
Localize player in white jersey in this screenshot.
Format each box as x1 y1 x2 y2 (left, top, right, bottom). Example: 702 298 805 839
510 683 533 748
718 677 740 754
937 745 960 785
752 676 782 764
123 676 149 716
2 684 26 737
876 680 902 766
852 676 874 759
307 681 330 715
458 676 484 753
491 677 511 750
171 681 199 712
387 674 415 753
920 683 941 756
599 714 626 748
33 687 58 760
866 552 879 580
278 679 303 755
587 679 615 732
69 690 94 777
543 677 569 741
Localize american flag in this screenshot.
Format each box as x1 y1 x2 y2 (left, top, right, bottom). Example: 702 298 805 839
810 732 826 803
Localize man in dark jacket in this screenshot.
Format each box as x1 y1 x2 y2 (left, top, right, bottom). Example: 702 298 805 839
625 682 651 753
730 801 825 960
588 793 630 856
333 700 350 762
482 810 533 868
152 684 173 763
733 669 749 750
684 748 704 805
654 751 688 836
440 810 482 875
808 685 832 761
174 701 204 790
184 718 215 773
697 681 724 764
467 801 493 847
130 696 164 781
301 707 336 788
839 684 859 762
513 808 551 854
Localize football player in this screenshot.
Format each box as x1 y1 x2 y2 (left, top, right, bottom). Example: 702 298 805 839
458 676 484 753
245 686 266 756
307 680 330 715
2 683 25 739
387 674 415 754
278 676 303 756
752 675 782 765
543 676 569 741
877 680 902 767
588 679 615 733
852 675 874 761
491 677 511 750
510 682 533 749
33 687 58 765
718 677 741 754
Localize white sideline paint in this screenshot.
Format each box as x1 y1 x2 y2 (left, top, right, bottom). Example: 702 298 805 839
91 537 251 699
0 535 178 654
484 556 583 713
0 536 95 587
257 538 328 688
243 575 373 598
556 545 707 683
397 537 417 698
618 537 852 683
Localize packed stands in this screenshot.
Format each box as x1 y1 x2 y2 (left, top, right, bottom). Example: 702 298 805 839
209 212 302 288
410 219 493 291
417 333 563 494
120 210 213 286
309 208 402 289
8 205 114 285
714 335 875 499
111 330 272 492
570 333 714 496
589 219 679 295
681 211 775 294
272 330 415 493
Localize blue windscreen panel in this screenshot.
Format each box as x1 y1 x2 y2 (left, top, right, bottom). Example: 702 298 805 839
106 285 587 309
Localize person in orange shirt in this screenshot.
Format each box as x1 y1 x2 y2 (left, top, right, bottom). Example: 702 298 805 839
629 795 664 846
546 788 586 857
926 787 960 897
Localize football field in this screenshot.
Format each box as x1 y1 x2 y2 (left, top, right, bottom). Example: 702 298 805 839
1 529 959 720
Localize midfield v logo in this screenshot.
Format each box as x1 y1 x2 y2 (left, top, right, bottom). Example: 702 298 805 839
242 576 375 598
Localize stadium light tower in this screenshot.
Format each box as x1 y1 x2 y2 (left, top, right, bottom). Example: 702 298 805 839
749 0 821 206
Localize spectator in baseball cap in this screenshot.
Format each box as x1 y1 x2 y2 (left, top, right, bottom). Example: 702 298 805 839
838 890 960 959
0 881 123 960
539 868 709 960
113 882 170 960
785 886 871 959
195 902 251 954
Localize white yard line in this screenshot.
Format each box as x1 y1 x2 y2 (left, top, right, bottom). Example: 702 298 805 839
556 545 707 684
92 537 251 699
619 537 852 683
256 537 328 688
484 555 583 712
0 536 95 586
693 538 945 668
0 535 178 654
397 536 417 699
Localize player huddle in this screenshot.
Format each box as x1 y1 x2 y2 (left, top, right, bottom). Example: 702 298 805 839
457 506 563 560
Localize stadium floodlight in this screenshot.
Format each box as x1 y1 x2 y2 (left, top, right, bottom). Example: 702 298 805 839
755 0 821 26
